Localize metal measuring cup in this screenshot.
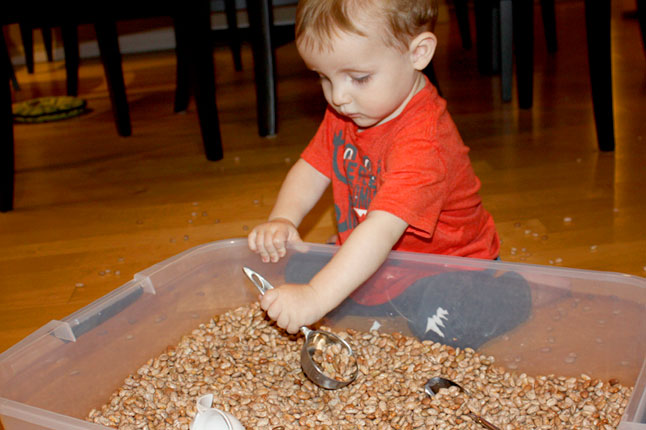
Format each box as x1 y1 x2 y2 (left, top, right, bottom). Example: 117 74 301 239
242 267 358 389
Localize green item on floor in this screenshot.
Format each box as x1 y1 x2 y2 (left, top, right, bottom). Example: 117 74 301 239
12 96 87 123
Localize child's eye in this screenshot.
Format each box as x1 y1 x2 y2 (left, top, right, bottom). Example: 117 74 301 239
351 75 371 85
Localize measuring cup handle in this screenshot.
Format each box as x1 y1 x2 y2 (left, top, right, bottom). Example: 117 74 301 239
242 267 275 295
300 326 312 337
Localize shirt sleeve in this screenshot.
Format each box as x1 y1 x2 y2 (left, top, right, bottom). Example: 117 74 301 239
301 107 337 179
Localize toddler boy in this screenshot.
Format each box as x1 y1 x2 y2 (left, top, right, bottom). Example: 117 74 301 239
248 0 530 347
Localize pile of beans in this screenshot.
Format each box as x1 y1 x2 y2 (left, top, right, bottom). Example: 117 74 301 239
87 303 633 430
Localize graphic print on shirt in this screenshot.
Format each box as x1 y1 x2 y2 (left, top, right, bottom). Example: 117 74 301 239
331 130 380 234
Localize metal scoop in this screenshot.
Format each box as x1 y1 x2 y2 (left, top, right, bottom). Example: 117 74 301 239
242 267 358 390
424 377 501 430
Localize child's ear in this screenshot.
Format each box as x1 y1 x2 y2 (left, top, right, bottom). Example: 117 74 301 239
409 32 437 71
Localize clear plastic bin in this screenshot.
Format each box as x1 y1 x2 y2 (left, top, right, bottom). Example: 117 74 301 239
1 238 645 429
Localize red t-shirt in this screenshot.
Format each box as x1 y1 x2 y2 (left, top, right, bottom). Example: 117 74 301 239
301 80 500 304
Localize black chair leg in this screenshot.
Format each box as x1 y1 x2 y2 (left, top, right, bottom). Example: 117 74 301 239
2 29 20 91
173 19 191 113
61 25 79 97
41 26 54 62
638 0 646 54
247 0 277 137
454 0 473 50
225 0 243 71
491 2 501 73
474 0 495 75
177 0 223 161
513 0 534 109
95 20 131 137
500 0 513 102
1 35 14 212
19 23 35 74
539 0 557 52
584 0 614 151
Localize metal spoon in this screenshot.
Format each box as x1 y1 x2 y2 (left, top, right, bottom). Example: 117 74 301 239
242 267 358 389
424 376 502 430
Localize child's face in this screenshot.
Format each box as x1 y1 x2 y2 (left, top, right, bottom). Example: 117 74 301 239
298 28 424 129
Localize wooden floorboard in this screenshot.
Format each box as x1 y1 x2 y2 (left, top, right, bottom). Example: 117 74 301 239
1 0 645 354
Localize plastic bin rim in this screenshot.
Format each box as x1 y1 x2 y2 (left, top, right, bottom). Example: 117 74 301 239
138 238 646 288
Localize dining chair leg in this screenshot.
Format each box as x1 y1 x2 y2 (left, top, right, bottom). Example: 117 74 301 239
491 2 501 73
95 20 132 137
500 0 513 102
584 0 614 151
513 0 534 109
638 0 645 53
19 23 35 74
173 19 191 113
1 39 14 212
178 0 224 161
539 0 557 52
454 0 473 50
247 0 277 137
41 26 54 62
2 29 20 91
61 25 79 97
474 0 495 75
224 0 243 71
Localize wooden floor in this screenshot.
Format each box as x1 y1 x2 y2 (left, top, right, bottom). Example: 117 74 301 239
1 1 645 354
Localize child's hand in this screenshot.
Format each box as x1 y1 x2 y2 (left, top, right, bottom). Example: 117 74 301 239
248 218 302 263
259 283 326 334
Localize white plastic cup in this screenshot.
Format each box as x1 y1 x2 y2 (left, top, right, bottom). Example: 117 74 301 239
190 394 245 430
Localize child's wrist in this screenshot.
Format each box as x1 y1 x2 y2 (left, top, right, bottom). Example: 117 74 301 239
268 216 297 228
308 280 342 316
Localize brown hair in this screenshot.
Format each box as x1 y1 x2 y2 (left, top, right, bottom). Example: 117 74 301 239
295 0 438 52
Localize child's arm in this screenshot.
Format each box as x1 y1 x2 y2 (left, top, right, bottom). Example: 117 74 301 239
248 159 330 263
260 210 408 333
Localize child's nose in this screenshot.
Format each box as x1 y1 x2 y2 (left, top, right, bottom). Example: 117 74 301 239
331 84 350 106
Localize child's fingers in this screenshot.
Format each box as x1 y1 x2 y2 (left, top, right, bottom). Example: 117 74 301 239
285 320 301 334
248 229 258 251
248 223 292 263
252 230 271 263
263 234 284 263
271 239 287 261
260 289 278 312
273 232 289 259
276 313 291 332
